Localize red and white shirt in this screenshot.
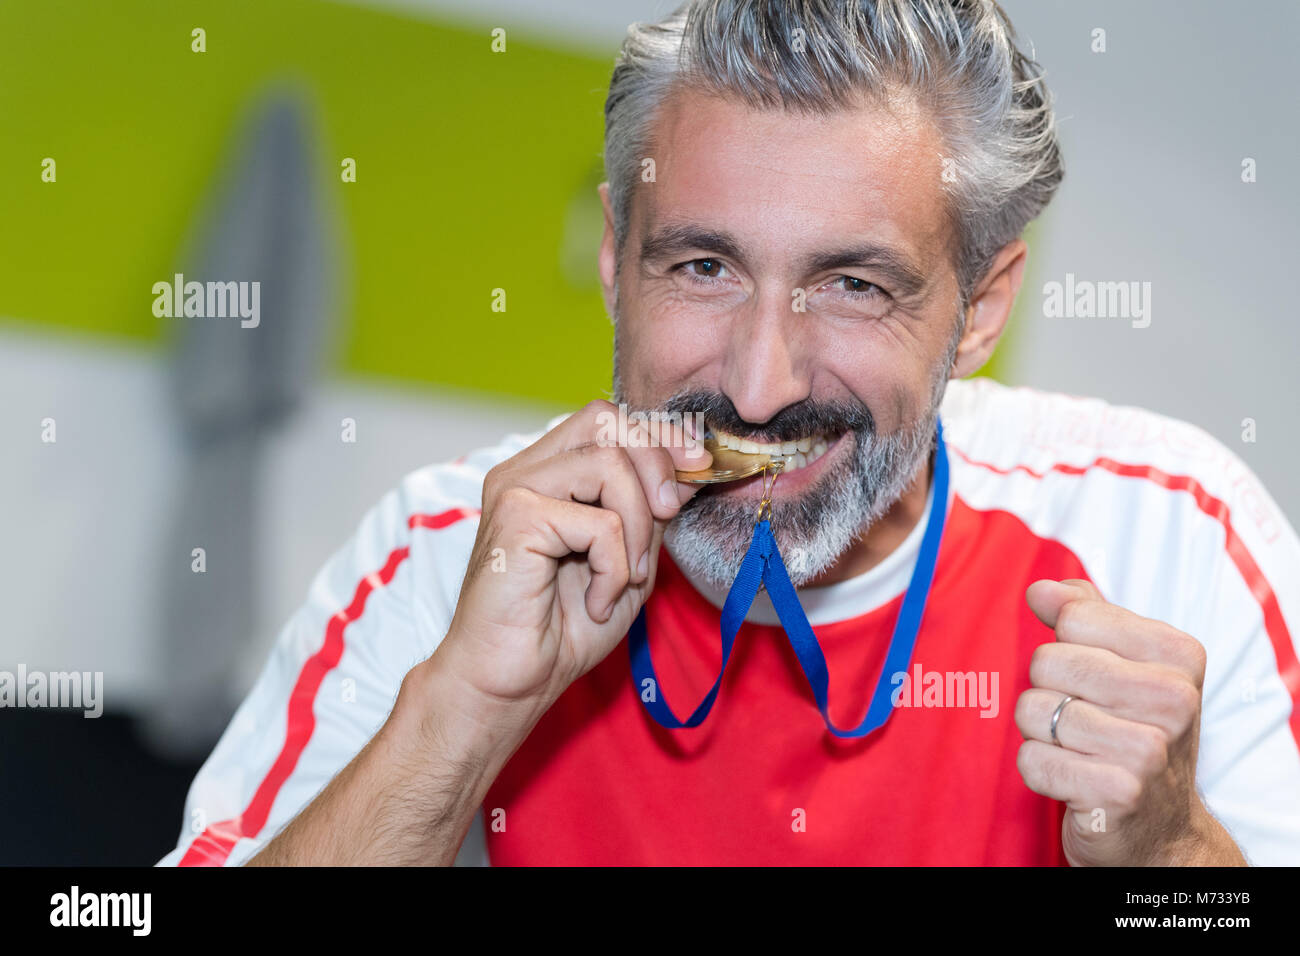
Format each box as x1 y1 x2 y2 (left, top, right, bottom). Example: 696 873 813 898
159 378 1300 866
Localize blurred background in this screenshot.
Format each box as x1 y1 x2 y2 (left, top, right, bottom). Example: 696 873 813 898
0 0 1296 863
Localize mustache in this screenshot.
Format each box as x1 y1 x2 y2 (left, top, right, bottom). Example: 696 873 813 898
656 389 875 445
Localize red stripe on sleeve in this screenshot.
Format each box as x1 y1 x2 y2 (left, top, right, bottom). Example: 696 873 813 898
178 506 480 866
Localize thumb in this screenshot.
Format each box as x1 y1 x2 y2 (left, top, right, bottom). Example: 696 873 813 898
1025 578 1103 628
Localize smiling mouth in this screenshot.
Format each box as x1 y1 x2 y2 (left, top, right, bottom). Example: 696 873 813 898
705 424 836 472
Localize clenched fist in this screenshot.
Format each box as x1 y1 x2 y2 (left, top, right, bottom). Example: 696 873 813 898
1014 579 1246 866
435 399 710 711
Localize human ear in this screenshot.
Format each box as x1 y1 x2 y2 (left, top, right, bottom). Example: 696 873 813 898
950 238 1027 378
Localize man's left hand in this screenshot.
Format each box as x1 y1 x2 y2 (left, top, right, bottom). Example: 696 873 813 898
1014 579 1246 866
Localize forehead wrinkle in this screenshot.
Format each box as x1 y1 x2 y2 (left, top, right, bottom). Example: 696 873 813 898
646 86 956 267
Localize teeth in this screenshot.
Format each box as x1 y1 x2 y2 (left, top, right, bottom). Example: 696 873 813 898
708 425 836 473
784 443 825 471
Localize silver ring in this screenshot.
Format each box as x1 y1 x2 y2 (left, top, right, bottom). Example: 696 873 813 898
1049 695 1075 747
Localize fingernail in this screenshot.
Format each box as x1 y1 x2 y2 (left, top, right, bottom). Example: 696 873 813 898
659 478 679 509
637 550 649 579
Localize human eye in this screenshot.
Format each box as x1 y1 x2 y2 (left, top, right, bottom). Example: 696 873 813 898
826 274 887 300
677 258 731 283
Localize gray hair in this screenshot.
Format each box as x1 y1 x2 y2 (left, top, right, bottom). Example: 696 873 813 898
603 0 1064 300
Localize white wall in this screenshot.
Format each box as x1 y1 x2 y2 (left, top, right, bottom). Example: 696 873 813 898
996 0 1299 514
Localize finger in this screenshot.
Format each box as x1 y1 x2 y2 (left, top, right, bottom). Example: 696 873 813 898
1029 642 1199 738
623 418 711 517
1015 688 1111 753
503 400 712 474
1024 578 1103 628
601 518 674 631
1016 739 1142 815
1014 689 1171 779
503 399 625 469
500 487 631 623
1031 587 1206 685
508 443 656 585
504 420 709 581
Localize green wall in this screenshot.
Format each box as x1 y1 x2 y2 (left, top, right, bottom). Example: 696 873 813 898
0 0 616 405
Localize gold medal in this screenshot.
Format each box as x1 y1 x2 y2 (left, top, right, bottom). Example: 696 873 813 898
675 437 789 484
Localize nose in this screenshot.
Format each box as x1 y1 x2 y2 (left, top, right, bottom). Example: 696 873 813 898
718 290 811 426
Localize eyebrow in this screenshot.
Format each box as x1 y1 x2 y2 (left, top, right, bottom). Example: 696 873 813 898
639 222 929 298
801 244 929 298
639 223 747 265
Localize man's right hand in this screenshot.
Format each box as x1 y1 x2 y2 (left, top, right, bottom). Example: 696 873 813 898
247 400 709 866
434 399 710 710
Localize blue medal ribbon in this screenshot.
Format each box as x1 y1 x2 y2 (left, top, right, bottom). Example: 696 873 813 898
629 419 949 737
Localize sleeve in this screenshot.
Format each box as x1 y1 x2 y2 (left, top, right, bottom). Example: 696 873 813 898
1190 449 1300 866
155 464 491 867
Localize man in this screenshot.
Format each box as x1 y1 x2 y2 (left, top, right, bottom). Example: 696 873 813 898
160 0 1300 866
